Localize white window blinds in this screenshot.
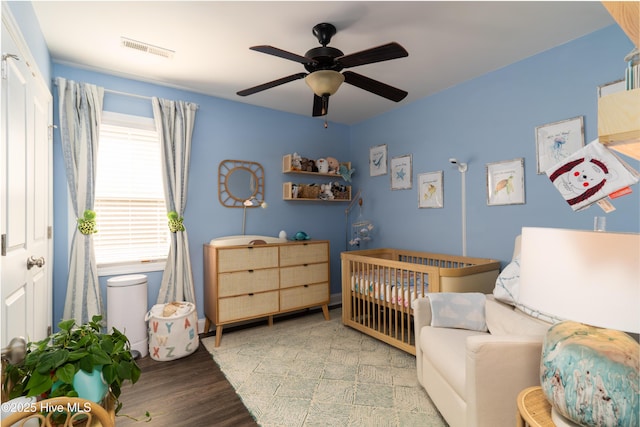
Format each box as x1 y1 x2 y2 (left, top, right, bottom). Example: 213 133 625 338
94 112 169 267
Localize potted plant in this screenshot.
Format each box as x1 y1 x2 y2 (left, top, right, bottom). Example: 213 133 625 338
3 315 141 415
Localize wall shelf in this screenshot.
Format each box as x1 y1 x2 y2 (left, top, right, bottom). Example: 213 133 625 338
598 2 640 160
282 154 352 201
283 182 351 201
282 154 351 179
598 88 640 161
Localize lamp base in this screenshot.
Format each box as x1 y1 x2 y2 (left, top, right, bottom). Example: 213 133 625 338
541 321 640 427
551 408 581 427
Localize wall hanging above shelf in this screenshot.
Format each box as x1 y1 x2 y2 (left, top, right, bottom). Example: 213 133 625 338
283 182 351 202
282 154 353 181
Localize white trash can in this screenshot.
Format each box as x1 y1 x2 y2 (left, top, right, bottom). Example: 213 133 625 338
107 274 148 358
146 302 199 361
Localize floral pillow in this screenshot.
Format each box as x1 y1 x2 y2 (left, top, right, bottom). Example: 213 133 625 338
429 292 487 332
493 255 520 306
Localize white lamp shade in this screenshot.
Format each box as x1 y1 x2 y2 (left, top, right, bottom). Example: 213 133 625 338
518 227 639 333
304 70 345 96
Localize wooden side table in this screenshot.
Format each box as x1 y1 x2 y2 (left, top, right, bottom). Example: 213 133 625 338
516 386 555 427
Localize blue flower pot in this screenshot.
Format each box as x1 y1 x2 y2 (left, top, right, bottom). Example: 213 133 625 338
72 367 108 403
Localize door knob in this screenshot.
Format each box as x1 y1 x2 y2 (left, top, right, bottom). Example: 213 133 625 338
26 256 45 270
1 337 27 365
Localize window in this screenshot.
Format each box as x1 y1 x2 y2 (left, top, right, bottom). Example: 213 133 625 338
94 112 169 274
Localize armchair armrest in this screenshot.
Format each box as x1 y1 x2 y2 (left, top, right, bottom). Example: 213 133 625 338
465 334 543 427
412 297 432 330
412 297 432 382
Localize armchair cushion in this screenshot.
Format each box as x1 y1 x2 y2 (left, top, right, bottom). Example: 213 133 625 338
485 296 551 337
493 254 520 305
429 292 488 332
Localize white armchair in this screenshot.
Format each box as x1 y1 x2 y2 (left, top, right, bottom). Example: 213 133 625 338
413 236 551 427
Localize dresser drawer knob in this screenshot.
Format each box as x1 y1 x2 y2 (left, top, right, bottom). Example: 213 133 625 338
248 269 254 273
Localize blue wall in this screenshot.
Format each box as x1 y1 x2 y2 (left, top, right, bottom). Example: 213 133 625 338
349 25 639 263
8 3 639 326
50 65 351 325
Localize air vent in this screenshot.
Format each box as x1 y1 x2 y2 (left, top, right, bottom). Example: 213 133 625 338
120 37 174 59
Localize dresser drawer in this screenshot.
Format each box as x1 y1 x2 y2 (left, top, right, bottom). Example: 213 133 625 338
280 283 329 311
218 268 279 297
280 263 328 289
279 241 328 266
218 291 279 323
218 246 279 272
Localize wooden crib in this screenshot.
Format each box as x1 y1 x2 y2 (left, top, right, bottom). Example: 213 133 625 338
341 248 501 355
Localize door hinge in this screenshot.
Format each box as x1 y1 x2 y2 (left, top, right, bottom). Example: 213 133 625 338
1 234 6 256
48 125 56 141
1 53 19 80
47 325 52 336
48 226 52 239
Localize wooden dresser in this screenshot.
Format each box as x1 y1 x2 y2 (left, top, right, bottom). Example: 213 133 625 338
203 240 330 346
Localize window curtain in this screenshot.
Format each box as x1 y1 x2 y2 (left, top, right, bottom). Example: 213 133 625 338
152 97 198 304
56 77 104 324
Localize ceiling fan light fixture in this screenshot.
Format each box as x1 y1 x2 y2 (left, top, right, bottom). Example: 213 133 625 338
305 70 344 96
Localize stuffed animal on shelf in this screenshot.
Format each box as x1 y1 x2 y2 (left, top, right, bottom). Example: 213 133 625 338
300 157 317 172
167 211 185 232
326 157 339 174
291 152 302 170
320 183 334 200
77 209 97 235
316 158 329 174
339 164 355 182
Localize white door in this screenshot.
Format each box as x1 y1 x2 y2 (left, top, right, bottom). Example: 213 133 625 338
1 15 53 347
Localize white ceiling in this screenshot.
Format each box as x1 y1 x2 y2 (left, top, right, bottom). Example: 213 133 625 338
31 1 614 125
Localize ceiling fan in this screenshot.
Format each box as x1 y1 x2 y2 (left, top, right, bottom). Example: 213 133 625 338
237 23 409 117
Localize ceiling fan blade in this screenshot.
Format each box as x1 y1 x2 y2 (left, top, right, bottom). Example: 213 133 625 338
337 42 408 68
250 45 317 66
312 94 329 117
237 73 307 96
343 71 408 102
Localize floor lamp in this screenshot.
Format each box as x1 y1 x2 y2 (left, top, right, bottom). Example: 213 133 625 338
449 159 468 256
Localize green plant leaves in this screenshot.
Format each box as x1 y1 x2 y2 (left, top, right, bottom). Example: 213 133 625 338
56 364 76 384
35 349 70 374
7 314 141 415
58 318 75 332
24 370 53 396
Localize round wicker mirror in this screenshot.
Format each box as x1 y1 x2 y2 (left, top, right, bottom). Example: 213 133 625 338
218 160 265 207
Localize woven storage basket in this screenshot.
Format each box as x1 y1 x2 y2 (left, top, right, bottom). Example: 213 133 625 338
334 190 349 200
299 184 321 199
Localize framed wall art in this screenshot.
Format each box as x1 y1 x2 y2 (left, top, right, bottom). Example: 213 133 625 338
390 154 412 190
369 144 387 176
418 171 443 208
535 116 584 174
486 158 525 206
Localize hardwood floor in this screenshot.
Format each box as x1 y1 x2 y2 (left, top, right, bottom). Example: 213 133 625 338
116 343 257 426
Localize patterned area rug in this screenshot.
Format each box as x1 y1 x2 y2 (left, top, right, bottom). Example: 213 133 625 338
202 308 447 427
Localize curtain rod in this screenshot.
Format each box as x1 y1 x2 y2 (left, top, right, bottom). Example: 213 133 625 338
104 88 152 101
52 79 199 108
